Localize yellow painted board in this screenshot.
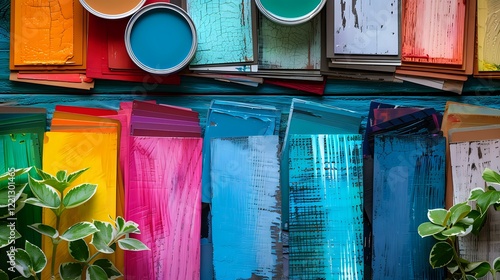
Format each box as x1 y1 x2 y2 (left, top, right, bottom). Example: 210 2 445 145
42 131 118 279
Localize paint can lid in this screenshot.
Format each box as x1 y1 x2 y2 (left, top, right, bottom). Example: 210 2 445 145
255 0 326 25
124 3 197 74
79 0 146 19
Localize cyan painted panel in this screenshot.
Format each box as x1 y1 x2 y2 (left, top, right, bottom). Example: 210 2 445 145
288 134 364 280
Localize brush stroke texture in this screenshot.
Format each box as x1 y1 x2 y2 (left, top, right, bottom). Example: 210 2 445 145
211 135 282 279
450 139 500 280
202 100 280 203
282 99 361 230
42 131 118 280
288 134 364 279
373 135 445 279
125 137 202 280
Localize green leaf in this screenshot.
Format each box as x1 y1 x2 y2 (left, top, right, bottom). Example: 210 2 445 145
441 224 472 237
59 262 83 280
24 197 48 208
28 176 61 209
0 183 27 207
0 193 26 219
68 239 89 262
118 220 141 235
418 222 445 237
62 184 97 209
476 189 500 216
429 241 454 268
60 222 99 242
482 168 500 184
494 257 500 272
118 238 149 251
93 259 122 279
86 265 108 280
0 167 31 182
14 248 32 278
34 167 56 181
116 216 125 233
465 261 491 278
66 168 89 184
0 222 21 248
28 223 58 239
432 232 448 241
427 208 450 226
446 260 459 274
469 188 485 201
0 269 8 280
25 240 46 273
90 221 114 254
56 170 67 182
449 202 471 225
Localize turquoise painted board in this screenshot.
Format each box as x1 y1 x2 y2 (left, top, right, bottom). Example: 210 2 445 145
202 100 281 203
211 135 282 279
0 133 42 278
372 135 445 280
258 13 321 70
187 0 255 66
449 139 500 280
288 134 364 279
282 99 362 230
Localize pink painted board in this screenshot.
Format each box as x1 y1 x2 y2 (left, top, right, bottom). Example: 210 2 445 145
125 137 202 280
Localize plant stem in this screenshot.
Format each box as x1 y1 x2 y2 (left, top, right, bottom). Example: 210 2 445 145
449 238 467 278
50 214 61 278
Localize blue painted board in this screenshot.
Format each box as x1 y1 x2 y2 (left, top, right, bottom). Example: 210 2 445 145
202 100 281 203
288 134 364 280
211 135 282 279
282 99 362 230
372 135 445 280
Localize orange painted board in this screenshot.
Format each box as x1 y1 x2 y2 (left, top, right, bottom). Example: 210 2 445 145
9 72 94 90
10 0 87 70
401 0 466 65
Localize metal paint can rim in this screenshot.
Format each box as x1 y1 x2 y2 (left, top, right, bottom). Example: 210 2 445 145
124 3 198 75
255 0 327 25
79 0 146 19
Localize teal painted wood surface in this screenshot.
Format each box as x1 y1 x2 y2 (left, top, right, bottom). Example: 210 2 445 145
288 134 364 279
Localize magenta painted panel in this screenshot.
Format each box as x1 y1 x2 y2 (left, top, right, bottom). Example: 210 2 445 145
125 137 203 280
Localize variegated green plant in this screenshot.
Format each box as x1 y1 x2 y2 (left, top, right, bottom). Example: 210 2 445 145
418 168 500 280
0 168 149 280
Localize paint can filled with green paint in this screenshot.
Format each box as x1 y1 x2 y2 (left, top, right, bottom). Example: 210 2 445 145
255 0 326 25
124 3 197 74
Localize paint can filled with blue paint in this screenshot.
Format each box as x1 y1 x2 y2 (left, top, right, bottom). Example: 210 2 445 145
125 3 197 74
255 0 327 25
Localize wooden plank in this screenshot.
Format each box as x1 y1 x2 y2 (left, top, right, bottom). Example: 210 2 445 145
126 137 202 279
449 139 500 280
372 135 445 279
288 134 364 279
211 135 282 279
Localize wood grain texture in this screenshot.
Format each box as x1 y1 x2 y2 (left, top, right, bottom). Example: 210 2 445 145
211 136 282 279
1 2 500 94
126 137 202 280
372 135 446 280
288 134 364 279
450 140 500 280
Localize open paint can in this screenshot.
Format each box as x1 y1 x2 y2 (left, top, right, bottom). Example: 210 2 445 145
255 0 326 25
125 3 197 74
79 0 145 19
